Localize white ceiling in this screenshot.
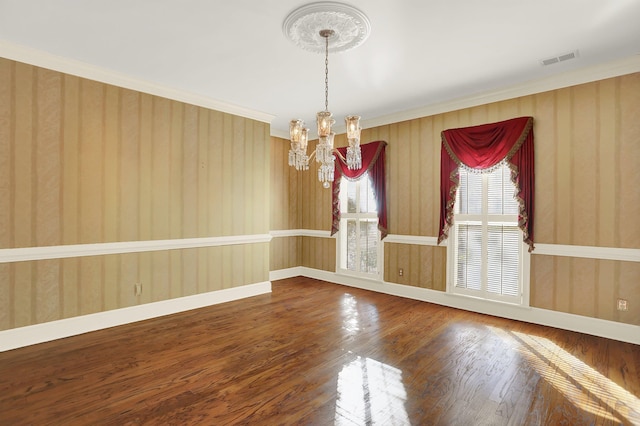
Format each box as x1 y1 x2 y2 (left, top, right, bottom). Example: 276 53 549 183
1 0 639 138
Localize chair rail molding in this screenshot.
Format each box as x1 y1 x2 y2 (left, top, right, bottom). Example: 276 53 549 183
0 234 273 263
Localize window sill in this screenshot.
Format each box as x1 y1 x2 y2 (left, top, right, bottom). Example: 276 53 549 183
445 291 531 310
336 269 383 284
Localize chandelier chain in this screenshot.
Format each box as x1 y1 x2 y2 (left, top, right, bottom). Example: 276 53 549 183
324 33 329 112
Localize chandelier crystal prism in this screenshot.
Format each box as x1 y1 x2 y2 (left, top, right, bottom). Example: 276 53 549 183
283 2 370 188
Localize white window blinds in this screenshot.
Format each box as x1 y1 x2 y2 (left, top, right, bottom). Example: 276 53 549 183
339 173 380 278
451 163 523 303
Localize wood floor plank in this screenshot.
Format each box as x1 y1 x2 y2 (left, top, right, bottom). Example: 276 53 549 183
1 276 638 425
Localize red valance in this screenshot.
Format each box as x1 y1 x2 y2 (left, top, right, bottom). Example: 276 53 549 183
331 140 388 239
439 117 535 251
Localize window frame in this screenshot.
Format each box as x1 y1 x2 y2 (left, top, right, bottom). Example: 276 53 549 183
446 164 531 306
336 173 383 281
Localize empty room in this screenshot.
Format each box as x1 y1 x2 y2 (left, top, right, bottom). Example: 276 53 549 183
0 1 639 424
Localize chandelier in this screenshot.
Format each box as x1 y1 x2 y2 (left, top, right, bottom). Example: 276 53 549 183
283 2 371 188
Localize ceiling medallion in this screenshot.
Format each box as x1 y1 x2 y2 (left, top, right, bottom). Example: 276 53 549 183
282 2 371 53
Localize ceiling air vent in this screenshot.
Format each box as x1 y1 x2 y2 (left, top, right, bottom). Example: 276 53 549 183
540 50 579 66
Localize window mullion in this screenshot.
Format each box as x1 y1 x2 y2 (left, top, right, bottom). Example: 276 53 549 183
355 220 361 272
481 173 489 299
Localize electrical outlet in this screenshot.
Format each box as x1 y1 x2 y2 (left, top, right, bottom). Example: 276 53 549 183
134 283 142 296
617 299 628 311
398 268 403 277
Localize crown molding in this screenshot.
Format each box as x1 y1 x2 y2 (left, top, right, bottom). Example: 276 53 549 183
274 54 640 137
2 40 637 141
360 54 640 131
0 40 275 124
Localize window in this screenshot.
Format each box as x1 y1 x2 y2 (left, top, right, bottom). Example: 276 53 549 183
447 162 530 305
338 172 381 279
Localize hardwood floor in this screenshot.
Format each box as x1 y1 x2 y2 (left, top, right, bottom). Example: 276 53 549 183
1 276 639 425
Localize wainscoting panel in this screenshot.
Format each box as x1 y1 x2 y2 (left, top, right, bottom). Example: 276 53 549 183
531 255 640 325
384 242 447 291
0 241 270 331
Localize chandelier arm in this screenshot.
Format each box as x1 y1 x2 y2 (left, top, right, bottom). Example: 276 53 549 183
332 148 347 163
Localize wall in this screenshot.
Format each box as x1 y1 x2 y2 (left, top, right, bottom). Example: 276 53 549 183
270 136 335 272
269 136 300 271
272 73 640 326
0 58 271 331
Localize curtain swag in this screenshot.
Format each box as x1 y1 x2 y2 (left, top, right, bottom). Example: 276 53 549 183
331 140 388 239
438 116 535 252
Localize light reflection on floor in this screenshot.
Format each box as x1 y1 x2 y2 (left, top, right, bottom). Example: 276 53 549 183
341 294 361 334
334 356 410 426
490 326 640 424
336 294 408 425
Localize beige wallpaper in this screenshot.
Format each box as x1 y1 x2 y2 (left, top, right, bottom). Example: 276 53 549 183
2 57 637 331
272 73 640 325
0 58 270 330
269 136 300 271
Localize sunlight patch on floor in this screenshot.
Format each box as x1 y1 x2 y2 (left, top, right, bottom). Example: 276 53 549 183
334 356 409 426
490 326 640 424
341 293 362 334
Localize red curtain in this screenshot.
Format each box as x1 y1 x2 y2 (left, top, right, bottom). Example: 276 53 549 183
439 117 535 251
331 140 388 239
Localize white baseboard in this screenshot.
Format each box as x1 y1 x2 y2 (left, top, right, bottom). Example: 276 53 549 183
290 267 640 346
0 281 271 352
269 267 305 281
4 266 638 352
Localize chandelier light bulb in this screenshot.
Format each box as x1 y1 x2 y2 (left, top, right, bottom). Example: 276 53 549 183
345 115 361 140
317 111 334 138
289 119 303 143
300 127 309 151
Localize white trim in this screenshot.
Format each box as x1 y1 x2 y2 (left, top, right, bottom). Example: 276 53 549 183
283 267 640 345
384 234 441 246
2 39 637 137
273 56 640 138
360 55 640 132
269 267 304 281
302 266 385 291
336 177 383 280
0 281 272 352
534 243 640 262
271 128 291 140
0 40 274 124
270 229 332 238
0 234 272 263
272 229 639 263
